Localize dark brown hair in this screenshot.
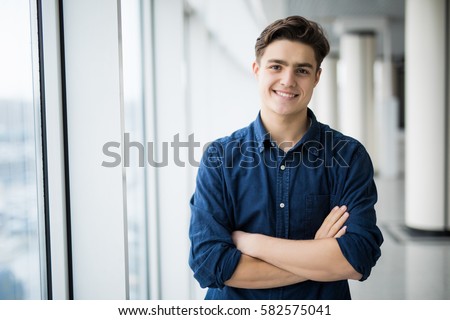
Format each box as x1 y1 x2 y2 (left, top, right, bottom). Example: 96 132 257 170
255 16 330 69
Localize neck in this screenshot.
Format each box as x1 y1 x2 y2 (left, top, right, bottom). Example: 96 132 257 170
260 108 309 151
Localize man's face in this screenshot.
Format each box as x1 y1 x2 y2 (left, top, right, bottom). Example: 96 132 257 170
253 39 321 119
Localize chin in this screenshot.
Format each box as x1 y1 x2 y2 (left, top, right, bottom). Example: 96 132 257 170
269 105 304 117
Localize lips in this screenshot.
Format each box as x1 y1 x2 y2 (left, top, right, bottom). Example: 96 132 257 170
273 90 299 98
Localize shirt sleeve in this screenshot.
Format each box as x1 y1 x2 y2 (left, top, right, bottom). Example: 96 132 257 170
188 143 241 289
336 144 384 281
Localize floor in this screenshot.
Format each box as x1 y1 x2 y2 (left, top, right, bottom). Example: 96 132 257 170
349 176 450 299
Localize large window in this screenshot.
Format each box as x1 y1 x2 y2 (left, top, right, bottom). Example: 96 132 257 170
121 0 152 299
0 0 47 299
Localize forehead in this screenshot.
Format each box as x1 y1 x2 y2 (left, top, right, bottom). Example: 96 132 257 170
261 39 317 67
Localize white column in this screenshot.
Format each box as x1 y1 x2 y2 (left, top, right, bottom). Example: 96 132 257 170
405 0 447 231
374 60 399 178
152 0 191 299
339 32 376 159
63 0 129 298
312 55 338 129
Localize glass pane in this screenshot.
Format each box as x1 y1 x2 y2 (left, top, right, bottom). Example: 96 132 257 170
121 0 149 299
0 0 46 299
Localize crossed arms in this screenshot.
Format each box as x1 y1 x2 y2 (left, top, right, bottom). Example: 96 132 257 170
224 205 362 289
189 142 383 291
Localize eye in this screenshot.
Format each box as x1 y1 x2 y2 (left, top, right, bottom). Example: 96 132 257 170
269 65 281 71
296 68 310 75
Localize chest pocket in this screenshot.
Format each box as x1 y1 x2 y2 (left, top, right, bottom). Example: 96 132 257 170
303 194 332 239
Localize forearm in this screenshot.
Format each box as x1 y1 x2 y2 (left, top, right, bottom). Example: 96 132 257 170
245 235 361 282
224 254 307 289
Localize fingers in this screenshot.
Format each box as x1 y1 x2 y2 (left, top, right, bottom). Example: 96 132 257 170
334 226 347 238
326 205 348 225
315 205 349 239
328 209 349 236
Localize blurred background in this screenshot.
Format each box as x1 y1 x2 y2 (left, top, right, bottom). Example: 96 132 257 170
0 0 449 299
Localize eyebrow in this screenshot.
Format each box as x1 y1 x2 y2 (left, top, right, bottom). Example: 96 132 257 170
266 59 314 69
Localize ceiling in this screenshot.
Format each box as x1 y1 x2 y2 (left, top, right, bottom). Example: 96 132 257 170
263 0 406 58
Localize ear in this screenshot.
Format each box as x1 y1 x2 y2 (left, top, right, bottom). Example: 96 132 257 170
252 61 260 77
314 68 322 87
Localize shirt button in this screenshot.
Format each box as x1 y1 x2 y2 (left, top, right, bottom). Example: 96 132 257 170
279 203 285 208
280 164 286 171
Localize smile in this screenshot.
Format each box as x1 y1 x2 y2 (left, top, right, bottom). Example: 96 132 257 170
274 90 299 98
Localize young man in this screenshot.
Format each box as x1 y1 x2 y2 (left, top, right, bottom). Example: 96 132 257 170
189 15 383 299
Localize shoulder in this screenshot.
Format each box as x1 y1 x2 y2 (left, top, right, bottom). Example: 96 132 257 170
204 122 257 156
316 122 371 165
200 121 259 171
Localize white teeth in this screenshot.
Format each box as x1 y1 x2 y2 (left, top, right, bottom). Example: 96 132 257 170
275 91 296 98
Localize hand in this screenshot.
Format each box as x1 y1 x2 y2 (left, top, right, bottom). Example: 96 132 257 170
232 205 349 256
314 205 349 240
232 230 258 257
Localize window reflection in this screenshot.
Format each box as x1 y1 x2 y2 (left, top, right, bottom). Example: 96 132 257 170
0 0 45 299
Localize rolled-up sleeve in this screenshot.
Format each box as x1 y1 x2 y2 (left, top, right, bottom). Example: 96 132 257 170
336 144 384 281
189 144 241 289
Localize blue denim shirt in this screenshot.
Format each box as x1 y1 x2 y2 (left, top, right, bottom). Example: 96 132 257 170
189 108 383 299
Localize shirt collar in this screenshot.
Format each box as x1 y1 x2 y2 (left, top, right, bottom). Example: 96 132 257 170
254 112 270 152
254 108 321 154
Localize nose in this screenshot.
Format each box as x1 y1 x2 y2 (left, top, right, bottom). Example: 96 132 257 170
280 70 296 87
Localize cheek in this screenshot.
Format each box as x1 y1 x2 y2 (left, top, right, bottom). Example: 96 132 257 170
267 76 280 88
258 78 272 93
257 82 267 99
301 80 316 92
